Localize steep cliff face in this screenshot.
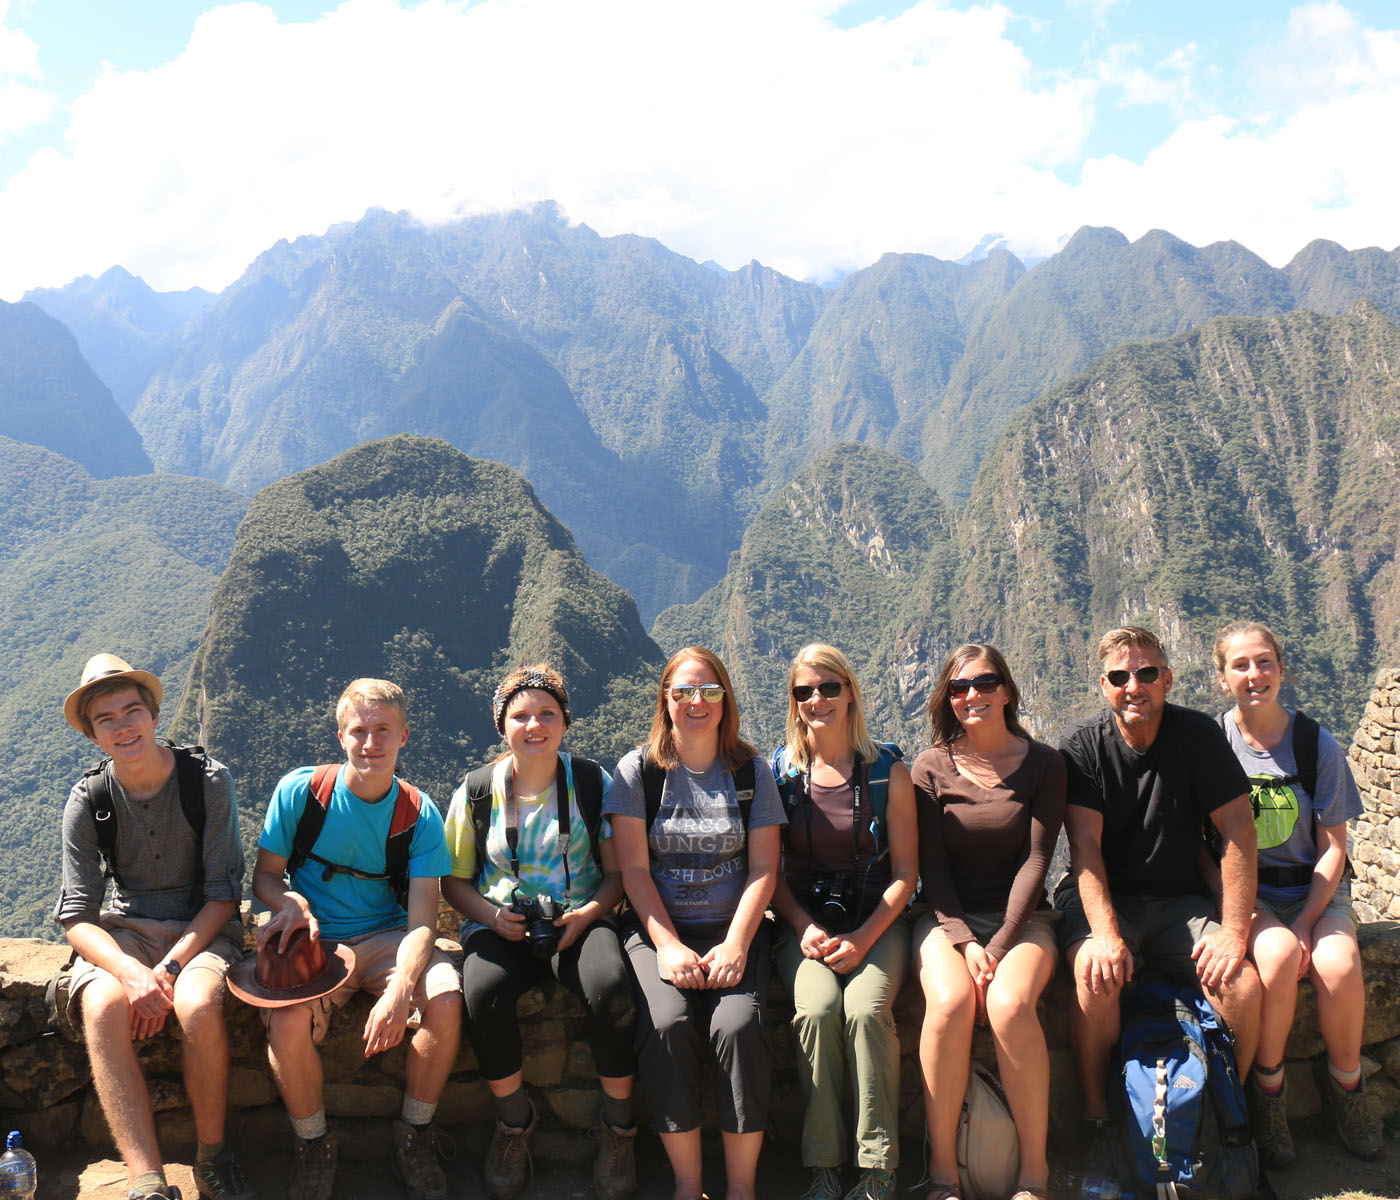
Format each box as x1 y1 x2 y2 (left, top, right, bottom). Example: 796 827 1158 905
956 300 1400 734
652 442 958 751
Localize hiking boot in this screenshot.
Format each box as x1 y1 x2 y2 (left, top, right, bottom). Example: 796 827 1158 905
1078 1119 1117 1178
127 1186 181 1200
289 1131 338 1200
801 1167 844 1200
843 1168 895 1200
193 1148 257 1200
1314 1055 1384 1160
392 1119 448 1200
1245 1071 1296 1169
484 1098 536 1200
591 1119 636 1200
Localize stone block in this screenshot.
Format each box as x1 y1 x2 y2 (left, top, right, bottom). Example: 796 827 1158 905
80 1092 115 1147
0 1032 90 1107
149 1076 188 1113
542 1085 599 1130
4 1099 79 1147
325 1080 401 1118
563 1038 595 1081
228 1064 279 1109
436 1077 493 1124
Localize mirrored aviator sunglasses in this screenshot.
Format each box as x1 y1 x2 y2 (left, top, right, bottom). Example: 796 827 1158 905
1104 666 1162 687
670 683 725 703
948 673 1003 696
791 681 844 702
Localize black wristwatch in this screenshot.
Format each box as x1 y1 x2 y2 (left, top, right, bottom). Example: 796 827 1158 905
162 958 182 977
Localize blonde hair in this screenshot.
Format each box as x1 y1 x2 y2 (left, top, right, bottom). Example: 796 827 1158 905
335 678 407 730
644 646 756 771
784 643 879 771
1096 625 1169 668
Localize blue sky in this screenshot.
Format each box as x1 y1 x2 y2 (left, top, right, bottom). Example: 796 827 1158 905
1 0 1398 297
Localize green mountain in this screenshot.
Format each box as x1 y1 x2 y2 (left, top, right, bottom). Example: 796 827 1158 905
955 299 1400 736
169 435 665 854
652 442 960 753
0 300 152 477
24 266 214 412
0 436 246 937
657 303 1400 752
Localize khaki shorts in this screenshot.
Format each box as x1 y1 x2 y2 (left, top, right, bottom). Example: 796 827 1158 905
66 913 242 1033
1257 887 1359 931
259 927 462 1045
913 905 1060 969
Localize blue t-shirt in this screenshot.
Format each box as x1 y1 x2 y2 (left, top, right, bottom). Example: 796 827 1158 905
260 765 450 939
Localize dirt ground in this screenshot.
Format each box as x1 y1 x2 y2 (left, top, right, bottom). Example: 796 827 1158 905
36 1113 1400 1200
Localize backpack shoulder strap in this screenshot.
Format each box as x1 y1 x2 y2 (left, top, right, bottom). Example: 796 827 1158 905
1292 711 1320 797
570 757 606 868
642 755 667 831
770 744 798 812
384 778 422 909
287 764 339 876
734 759 755 829
171 745 207 841
82 759 121 887
865 742 902 842
464 763 496 885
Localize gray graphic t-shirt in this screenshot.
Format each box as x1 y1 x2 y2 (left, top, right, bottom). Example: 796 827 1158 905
1220 710 1362 905
604 748 785 933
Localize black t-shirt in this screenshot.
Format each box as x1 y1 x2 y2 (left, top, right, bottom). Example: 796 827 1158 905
1059 704 1250 897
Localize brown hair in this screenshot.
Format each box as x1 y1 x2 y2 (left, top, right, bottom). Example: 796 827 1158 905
1096 625 1169 668
336 678 407 730
79 679 158 737
1212 621 1286 676
927 643 1027 747
784 643 879 771
644 646 756 771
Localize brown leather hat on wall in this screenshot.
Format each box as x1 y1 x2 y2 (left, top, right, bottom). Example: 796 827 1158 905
227 925 355 1008
64 653 164 734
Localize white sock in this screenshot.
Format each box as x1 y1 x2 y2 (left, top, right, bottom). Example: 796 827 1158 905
401 1094 437 1127
291 1109 328 1141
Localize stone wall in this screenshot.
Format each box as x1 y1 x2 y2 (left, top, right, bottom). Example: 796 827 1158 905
1349 667 1400 923
7 922 1400 1154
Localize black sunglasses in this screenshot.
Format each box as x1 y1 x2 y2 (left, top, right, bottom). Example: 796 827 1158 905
792 681 844 702
1105 666 1162 687
949 673 1003 696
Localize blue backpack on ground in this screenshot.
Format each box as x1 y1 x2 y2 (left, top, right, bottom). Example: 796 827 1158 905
1110 975 1260 1200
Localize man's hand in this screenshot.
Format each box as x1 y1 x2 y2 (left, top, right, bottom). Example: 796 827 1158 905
258 893 316 952
363 986 412 1056
1080 933 1134 994
118 956 173 1040
1191 926 1248 990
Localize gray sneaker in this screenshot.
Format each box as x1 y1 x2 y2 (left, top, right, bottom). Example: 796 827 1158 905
392 1119 448 1200
1314 1055 1384 1161
193 1148 256 1200
1245 1071 1296 1169
484 1099 536 1200
843 1168 895 1200
288 1131 338 1200
801 1167 845 1200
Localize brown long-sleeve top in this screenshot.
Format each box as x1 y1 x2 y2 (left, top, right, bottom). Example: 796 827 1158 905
913 737 1066 962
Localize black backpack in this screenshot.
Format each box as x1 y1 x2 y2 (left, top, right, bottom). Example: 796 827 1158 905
286 764 423 910
462 756 607 886
81 743 207 892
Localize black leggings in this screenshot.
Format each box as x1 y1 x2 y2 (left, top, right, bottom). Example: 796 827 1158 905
461 916 637 1081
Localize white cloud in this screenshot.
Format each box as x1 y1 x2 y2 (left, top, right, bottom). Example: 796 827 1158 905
1096 40 1198 112
0 0 1398 299
0 0 53 140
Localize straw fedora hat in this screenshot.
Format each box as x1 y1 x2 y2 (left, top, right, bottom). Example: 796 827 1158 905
64 653 164 733
227 925 356 1008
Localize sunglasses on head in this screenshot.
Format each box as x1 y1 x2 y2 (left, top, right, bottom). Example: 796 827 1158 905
791 681 844 702
1105 666 1162 687
949 673 1003 696
669 683 725 703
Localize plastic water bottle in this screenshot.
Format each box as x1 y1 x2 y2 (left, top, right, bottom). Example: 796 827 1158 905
1078 1174 1125 1200
0 1131 37 1199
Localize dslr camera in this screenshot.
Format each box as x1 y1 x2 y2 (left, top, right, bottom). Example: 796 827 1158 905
807 873 858 932
511 889 561 959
